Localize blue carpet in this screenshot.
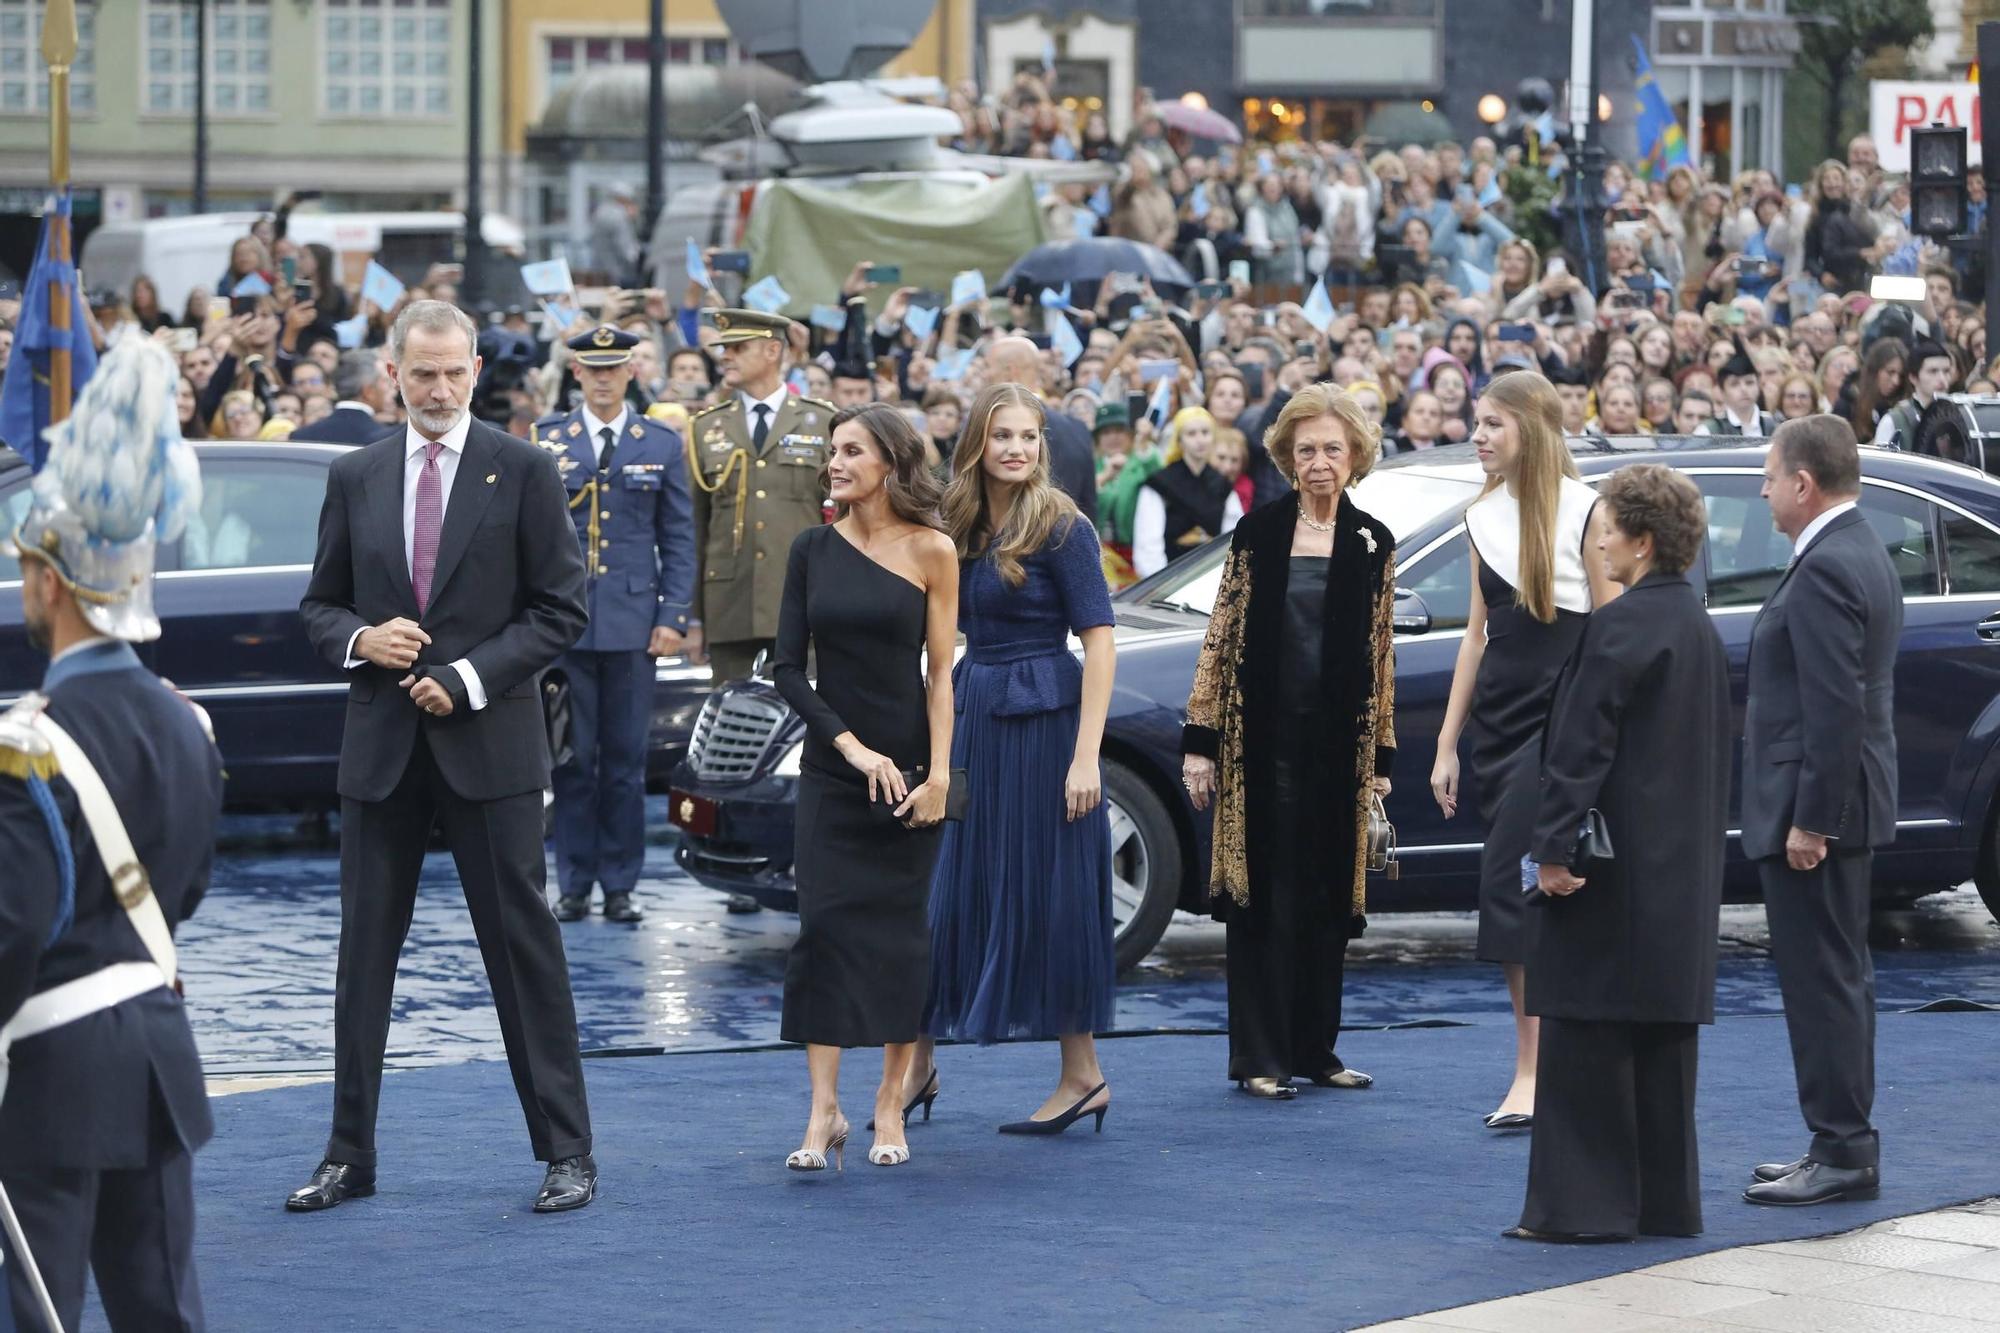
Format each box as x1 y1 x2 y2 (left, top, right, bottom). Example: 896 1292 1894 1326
184 1011 1999 1332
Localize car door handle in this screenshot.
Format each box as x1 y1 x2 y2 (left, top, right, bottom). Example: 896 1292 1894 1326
1978 614 2000 642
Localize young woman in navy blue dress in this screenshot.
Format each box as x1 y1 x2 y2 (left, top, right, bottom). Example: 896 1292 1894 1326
904 380 1120 1135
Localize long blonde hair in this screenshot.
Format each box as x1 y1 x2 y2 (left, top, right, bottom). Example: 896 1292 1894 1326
1477 371 1579 623
941 383 1079 587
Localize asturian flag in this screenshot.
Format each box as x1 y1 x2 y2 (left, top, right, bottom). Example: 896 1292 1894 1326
1631 36 1691 179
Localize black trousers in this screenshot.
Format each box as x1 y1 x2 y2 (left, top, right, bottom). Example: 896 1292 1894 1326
3 1143 202 1332
1520 1018 1702 1238
1758 850 1880 1169
328 732 592 1167
1224 747 1353 1082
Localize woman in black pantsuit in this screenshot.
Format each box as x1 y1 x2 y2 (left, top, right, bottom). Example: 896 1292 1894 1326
774 405 960 1172
1430 372 1618 1130
1508 464 1732 1242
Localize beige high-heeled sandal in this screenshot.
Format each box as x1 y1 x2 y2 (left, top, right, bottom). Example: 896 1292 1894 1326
786 1117 850 1172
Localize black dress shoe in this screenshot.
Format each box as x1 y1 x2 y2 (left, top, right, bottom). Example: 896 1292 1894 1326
1743 1160 1879 1207
553 894 588 922
1753 1155 1809 1183
602 892 643 923
533 1155 598 1212
285 1160 375 1212
1501 1226 1632 1244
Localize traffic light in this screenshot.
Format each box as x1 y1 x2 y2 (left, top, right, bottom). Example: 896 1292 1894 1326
1911 122 1969 240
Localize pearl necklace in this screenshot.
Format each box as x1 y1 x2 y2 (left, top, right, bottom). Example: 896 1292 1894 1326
1297 505 1336 533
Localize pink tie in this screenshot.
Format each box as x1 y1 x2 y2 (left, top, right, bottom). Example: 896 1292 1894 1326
412 441 443 613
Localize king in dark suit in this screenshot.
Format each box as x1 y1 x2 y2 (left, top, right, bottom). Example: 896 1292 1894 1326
0 336 224 1332
1740 415 1902 1208
291 301 598 1215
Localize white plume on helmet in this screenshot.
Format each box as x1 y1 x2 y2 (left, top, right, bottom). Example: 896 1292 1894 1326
11 331 204 641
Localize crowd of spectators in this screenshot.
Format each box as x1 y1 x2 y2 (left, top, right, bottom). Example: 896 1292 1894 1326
5 81 1994 586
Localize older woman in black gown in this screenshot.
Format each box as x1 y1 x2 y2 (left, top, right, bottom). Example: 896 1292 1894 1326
774 405 959 1171
1182 384 1399 1100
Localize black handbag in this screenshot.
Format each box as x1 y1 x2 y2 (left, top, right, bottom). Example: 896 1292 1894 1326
866 765 970 824
1572 807 1615 867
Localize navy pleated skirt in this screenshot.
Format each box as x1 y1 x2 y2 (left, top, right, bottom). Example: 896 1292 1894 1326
923 652 1116 1043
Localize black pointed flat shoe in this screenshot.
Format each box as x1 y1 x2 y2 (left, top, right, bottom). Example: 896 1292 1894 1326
1486 1112 1533 1131
285 1160 376 1212
1502 1226 1631 1244
533 1155 598 1212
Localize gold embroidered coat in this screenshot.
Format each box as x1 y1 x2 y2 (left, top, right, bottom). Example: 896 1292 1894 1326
1181 491 1397 919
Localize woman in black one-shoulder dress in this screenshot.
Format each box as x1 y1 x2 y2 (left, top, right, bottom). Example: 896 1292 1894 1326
773 405 960 1172
1432 373 1617 1131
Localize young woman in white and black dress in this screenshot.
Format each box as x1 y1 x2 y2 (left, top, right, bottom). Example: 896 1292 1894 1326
1430 371 1619 1132
774 404 960 1172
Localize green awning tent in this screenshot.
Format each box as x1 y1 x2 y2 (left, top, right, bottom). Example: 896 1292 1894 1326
745 173 1049 315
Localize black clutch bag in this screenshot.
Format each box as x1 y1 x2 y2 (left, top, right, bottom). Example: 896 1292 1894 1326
866 766 970 824
1572 807 1615 867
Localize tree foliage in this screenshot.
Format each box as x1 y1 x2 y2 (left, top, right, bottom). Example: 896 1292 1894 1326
1789 0 1934 157
1792 0 1934 90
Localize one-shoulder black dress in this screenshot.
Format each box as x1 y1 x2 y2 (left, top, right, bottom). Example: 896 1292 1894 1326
774 525 942 1048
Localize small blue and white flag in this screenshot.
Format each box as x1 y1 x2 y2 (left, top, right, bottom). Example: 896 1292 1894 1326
741 275 791 314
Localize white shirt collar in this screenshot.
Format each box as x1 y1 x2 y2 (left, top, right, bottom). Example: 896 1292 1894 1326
582 405 629 442
333 400 375 416
404 409 473 459
1724 404 1765 434
741 385 789 421
1794 499 1857 558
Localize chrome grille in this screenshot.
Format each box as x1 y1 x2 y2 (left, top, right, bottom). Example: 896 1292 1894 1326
690 692 788 782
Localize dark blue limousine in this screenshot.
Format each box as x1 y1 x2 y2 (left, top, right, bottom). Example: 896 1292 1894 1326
669 438 2000 970
0 441 710 808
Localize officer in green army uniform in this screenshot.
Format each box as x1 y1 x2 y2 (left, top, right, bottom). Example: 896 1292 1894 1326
683 308 836 685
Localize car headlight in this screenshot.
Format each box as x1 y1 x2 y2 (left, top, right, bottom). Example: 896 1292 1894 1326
773 739 804 777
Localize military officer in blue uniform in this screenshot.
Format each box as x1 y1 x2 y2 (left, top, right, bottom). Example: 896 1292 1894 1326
539 324 696 923
0 338 224 1332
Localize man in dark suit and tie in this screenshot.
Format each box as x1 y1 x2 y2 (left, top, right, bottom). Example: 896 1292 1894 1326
290 300 598 1214
288 348 397 445
1741 414 1902 1207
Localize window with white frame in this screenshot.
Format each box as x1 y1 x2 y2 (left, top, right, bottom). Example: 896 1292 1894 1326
322 0 451 119
0 0 96 115
144 0 272 116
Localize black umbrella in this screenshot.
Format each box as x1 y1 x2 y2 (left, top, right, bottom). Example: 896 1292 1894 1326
1000 237 1196 305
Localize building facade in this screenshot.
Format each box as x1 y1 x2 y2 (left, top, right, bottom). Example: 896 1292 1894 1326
974 0 1801 179
0 0 503 224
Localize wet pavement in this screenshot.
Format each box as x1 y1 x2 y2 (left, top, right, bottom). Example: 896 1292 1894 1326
184 798 2000 1076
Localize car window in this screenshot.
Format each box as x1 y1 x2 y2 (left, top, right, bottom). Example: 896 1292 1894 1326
1857 485 1939 596
1944 511 2000 594
1698 473 1940 606
1396 530 1472 632
0 479 34 582
1696 474 1789 609
180 460 326 571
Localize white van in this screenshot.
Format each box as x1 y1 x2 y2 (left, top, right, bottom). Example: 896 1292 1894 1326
79 211 528 315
